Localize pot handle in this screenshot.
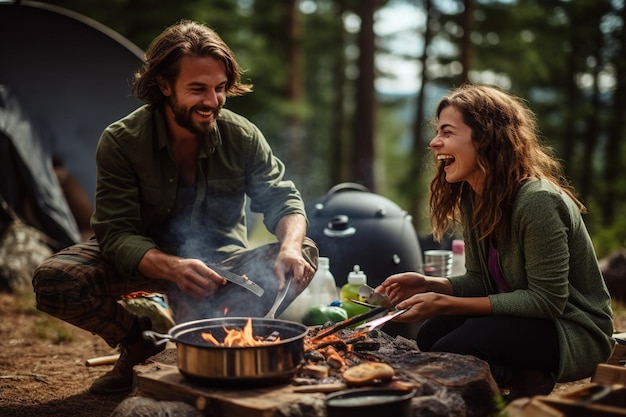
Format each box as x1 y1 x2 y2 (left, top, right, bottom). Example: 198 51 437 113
142 330 172 347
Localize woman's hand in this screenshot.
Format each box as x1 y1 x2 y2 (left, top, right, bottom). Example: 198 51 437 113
395 293 493 322
376 271 476 323
376 272 431 305
393 292 451 322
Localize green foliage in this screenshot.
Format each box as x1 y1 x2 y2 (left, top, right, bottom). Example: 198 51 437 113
33 318 76 344
612 299 626 321
0 289 38 315
592 216 626 259
0 289 76 344
31 0 626 242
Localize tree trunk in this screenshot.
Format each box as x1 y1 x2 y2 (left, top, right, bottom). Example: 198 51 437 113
352 0 376 190
407 0 435 232
331 0 348 186
602 2 626 225
285 0 305 179
460 0 473 83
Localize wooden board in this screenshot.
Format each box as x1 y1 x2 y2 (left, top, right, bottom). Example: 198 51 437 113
607 340 626 367
592 363 626 386
135 363 326 417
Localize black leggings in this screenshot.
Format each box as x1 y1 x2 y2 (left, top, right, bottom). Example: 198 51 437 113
416 315 560 384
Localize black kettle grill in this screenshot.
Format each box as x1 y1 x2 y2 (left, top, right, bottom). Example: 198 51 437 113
306 183 423 288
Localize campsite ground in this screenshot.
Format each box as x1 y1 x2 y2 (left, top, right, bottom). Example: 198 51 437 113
0 290 624 417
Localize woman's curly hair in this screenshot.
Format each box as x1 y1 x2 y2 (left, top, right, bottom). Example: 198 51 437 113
429 84 585 242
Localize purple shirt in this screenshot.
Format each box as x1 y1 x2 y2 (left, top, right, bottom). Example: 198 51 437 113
488 239 510 293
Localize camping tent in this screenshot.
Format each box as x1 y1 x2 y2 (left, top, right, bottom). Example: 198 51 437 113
0 1 144 246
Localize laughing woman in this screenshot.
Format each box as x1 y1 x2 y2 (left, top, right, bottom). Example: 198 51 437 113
379 84 614 400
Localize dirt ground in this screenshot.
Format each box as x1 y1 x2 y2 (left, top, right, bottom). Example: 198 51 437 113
0 290 624 417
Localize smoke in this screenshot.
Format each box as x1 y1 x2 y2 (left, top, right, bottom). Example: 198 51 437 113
154 191 281 323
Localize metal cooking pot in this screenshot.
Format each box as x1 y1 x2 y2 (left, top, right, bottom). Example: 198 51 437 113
143 317 308 386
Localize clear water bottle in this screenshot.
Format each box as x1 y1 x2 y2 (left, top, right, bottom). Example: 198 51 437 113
279 287 312 323
279 257 337 322
308 257 339 306
450 239 466 276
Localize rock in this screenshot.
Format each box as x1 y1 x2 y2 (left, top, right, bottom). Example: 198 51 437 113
110 396 203 417
385 350 500 417
139 329 501 417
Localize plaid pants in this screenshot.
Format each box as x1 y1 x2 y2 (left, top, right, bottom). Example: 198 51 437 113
32 237 318 347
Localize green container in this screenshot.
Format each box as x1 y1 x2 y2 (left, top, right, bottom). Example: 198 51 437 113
339 265 369 318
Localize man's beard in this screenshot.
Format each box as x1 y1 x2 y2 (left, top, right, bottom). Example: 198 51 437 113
168 95 220 136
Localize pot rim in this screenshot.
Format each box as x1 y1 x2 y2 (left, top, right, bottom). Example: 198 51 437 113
326 387 416 406
167 317 308 349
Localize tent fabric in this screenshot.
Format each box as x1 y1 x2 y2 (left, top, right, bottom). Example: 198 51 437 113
0 85 80 247
0 1 145 247
0 1 144 203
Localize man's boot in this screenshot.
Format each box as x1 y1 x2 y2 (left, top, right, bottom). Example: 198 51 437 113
89 317 164 395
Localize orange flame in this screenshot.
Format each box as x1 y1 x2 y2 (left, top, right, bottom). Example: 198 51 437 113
201 318 281 347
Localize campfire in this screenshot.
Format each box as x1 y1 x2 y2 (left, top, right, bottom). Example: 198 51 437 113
201 317 281 347
190 313 403 389
127 315 500 417
294 325 411 390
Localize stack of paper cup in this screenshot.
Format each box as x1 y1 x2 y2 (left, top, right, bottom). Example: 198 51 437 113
423 250 453 277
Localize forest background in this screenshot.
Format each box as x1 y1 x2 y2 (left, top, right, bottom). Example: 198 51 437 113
33 0 626 257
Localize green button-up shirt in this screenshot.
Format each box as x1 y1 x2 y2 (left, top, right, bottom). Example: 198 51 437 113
91 105 306 278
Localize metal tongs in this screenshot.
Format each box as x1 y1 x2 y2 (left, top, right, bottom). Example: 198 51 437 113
357 284 394 309
309 304 390 341
308 285 407 341
353 307 408 332
265 274 292 319
351 284 408 331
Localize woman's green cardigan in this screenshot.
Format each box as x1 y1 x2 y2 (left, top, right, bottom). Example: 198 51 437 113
449 178 614 382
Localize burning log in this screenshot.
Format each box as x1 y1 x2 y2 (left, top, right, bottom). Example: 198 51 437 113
320 345 345 370
352 339 380 351
301 363 330 379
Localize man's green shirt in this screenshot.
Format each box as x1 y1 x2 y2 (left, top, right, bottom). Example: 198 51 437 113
91 106 306 277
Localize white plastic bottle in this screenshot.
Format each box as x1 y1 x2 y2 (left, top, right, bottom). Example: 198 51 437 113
307 257 339 306
279 286 312 323
450 239 466 276
279 257 337 322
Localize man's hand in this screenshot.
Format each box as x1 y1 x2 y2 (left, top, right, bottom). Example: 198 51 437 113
273 213 315 291
138 248 226 299
170 259 227 299
274 247 315 291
